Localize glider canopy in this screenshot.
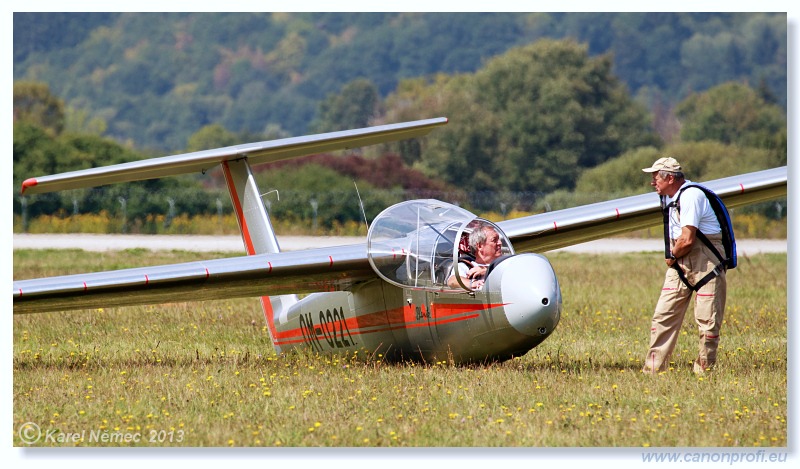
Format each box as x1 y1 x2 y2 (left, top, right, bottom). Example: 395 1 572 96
367 199 514 292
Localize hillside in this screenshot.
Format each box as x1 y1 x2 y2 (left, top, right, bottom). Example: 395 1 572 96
13 12 787 152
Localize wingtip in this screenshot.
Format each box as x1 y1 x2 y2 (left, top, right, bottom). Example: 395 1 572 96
21 178 38 194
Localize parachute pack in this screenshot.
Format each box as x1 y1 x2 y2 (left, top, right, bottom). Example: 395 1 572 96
661 184 737 291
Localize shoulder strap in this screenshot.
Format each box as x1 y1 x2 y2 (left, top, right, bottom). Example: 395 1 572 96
673 262 726 292
661 195 672 261
668 184 736 291
675 184 737 269
673 185 728 265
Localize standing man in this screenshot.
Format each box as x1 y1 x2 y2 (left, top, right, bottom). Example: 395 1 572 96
641 157 730 375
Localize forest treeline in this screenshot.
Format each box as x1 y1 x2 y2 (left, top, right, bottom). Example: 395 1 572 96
12 13 787 235
14 12 786 151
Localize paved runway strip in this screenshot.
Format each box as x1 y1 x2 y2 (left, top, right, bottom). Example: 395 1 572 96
13 233 786 254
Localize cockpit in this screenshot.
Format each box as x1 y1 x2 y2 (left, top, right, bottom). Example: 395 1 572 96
366 199 514 292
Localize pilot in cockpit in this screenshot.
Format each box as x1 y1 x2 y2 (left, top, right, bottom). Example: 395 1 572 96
447 221 504 290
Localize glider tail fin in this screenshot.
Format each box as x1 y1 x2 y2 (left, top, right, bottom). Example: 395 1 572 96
221 158 298 349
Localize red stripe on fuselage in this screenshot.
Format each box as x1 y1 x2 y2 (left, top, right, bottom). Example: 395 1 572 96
271 302 507 346
274 312 485 346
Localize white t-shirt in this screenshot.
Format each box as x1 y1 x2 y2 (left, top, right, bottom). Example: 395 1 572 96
666 181 721 239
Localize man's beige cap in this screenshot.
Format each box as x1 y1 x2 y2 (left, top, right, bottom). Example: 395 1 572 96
642 157 682 173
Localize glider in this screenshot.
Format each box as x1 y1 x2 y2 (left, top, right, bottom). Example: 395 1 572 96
13 118 788 363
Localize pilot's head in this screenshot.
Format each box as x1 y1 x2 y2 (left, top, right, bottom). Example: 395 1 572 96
469 223 503 264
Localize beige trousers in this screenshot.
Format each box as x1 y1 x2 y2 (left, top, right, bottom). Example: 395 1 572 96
643 234 727 373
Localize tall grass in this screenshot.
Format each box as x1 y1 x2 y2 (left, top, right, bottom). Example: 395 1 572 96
12 249 787 447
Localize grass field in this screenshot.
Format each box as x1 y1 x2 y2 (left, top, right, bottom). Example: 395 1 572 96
12 248 787 449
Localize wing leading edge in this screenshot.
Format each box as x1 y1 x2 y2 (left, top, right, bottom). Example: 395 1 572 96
13 245 376 314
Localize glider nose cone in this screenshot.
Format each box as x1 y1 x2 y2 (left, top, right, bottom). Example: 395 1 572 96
495 254 562 338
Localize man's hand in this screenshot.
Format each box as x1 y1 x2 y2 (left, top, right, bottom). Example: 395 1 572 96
463 265 488 289
466 265 488 279
667 225 698 266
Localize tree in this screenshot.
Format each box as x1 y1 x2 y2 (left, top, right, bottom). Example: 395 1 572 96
13 122 64 188
254 164 398 229
13 82 65 136
383 39 662 197
186 124 240 152
574 141 785 198
64 107 108 136
14 13 786 152
12 121 185 223
675 82 786 153
312 79 380 132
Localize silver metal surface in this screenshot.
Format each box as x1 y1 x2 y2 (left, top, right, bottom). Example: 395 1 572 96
13 244 372 314
20 118 448 194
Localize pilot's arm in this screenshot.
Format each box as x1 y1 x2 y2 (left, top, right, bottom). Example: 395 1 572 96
447 261 469 288
666 225 697 267
447 261 488 289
